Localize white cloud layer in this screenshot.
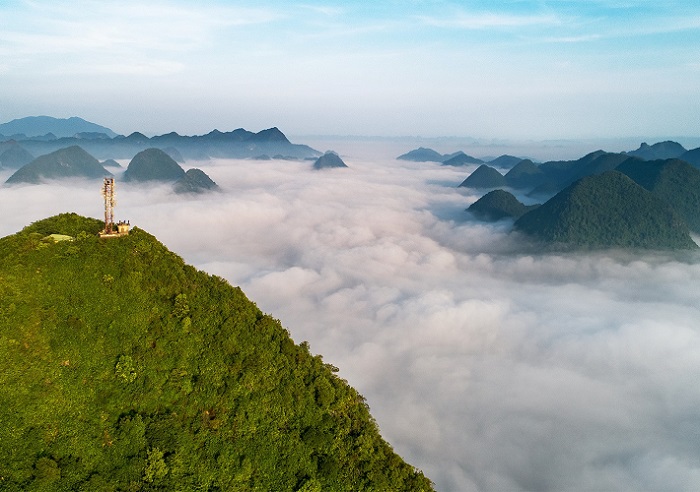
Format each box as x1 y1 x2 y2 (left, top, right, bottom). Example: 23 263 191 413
2 149 700 491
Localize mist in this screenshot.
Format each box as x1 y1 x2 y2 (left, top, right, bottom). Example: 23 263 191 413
2 149 700 492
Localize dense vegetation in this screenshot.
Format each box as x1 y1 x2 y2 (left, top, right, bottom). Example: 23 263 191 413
514 171 698 250
0 213 433 491
617 159 700 234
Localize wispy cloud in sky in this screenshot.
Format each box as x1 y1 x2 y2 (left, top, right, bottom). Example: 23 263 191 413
416 12 562 29
0 0 699 138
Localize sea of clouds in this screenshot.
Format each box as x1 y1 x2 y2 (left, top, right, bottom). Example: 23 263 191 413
2 145 700 492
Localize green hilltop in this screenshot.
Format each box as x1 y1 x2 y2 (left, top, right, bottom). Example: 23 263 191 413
513 171 697 250
123 148 186 182
0 213 433 491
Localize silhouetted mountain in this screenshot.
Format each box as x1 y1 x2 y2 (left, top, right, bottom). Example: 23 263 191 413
0 143 34 169
458 164 506 188
504 159 545 189
174 168 219 194
468 190 539 221
74 132 112 140
5 146 109 184
627 141 686 161
0 116 117 138
616 158 700 233
442 152 483 166
680 147 700 168
123 148 186 182
313 151 348 170
249 127 290 143
488 155 523 169
397 147 445 162
121 132 150 145
514 171 697 250
6 125 320 161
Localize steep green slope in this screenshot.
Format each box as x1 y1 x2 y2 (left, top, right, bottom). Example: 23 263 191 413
616 158 700 234
514 171 697 250
0 214 433 491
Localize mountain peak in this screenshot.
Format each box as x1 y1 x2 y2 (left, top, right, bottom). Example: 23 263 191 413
514 171 697 250
250 127 290 143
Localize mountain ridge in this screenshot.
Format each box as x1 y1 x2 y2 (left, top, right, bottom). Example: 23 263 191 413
0 116 118 139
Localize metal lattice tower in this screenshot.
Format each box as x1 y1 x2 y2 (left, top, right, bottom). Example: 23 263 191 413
102 177 116 234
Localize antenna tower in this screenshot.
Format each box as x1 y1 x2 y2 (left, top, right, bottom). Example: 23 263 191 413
102 177 116 234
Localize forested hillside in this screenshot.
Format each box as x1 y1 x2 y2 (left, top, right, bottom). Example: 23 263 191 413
0 214 433 491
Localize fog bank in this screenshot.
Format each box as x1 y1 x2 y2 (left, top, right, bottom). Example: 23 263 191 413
2 154 700 492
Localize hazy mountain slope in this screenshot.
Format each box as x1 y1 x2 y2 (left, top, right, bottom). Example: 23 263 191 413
468 189 539 221
616 158 700 233
0 213 434 491
0 143 34 169
5 146 109 184
626 141 686 161
487 155 523 169
173 168 219 194
442 153 482 166
396 148 445 162
514 171 697 250
504 159 545 189
680 147 700 168
458 164 506 188
123 148 186 182
0 116 118 138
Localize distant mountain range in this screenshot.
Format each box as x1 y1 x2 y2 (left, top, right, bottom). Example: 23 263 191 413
459 140 700 250
397 147 525 169
0 116 118 139
0 116 321 161
5 144 219 194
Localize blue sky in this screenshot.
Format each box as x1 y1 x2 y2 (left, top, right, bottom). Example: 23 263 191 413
1 0 699 139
